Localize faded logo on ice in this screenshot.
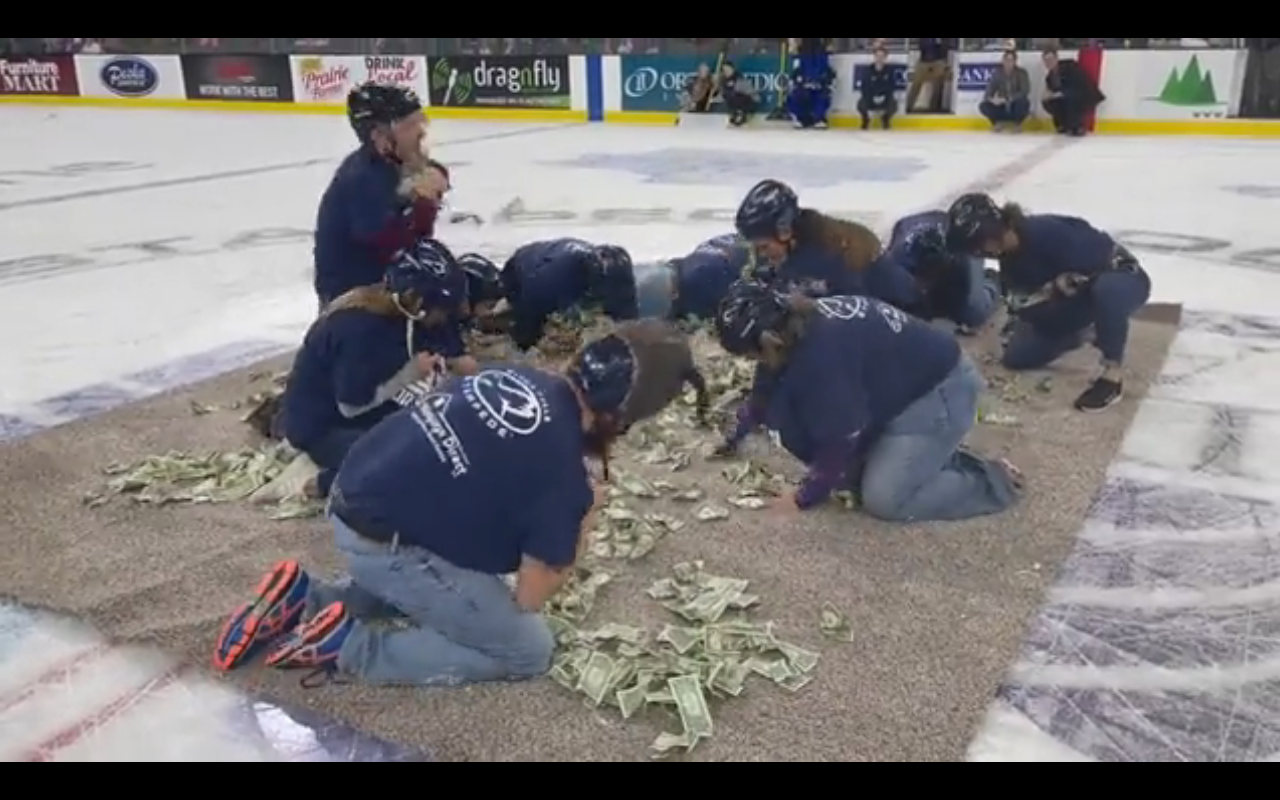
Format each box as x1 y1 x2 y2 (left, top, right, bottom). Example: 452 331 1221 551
548 148 926 188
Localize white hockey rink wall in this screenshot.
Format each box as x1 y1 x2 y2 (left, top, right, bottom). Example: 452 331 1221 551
0 48 1274 136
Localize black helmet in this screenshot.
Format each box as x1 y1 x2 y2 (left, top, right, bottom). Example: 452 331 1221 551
568 333 635 418
715 280 789 356
457 253 503 305
905 224 948 261
347 82 423 143
945 193 1003 254
735 179 799 240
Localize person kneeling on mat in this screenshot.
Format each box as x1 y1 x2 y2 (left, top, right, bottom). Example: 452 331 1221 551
874 211 1000 330
213 327 691 683
711 281 1021 522
946 193 1151 412
277 238 470 500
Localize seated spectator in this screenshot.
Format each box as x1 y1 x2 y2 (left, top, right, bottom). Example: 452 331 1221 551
980 50 1031 131
907 38 955 112
719 61 758 127
1042 46 1105 136
681 63 717 112
786 39 835 128
857 45 898 129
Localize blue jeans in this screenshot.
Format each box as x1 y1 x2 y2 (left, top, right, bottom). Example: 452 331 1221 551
303 427 368 498
980 98 1030 126
1003 267 1151 370
634 260 676 319
860 357 1019 522
305 514 555 686
955 257 1000 329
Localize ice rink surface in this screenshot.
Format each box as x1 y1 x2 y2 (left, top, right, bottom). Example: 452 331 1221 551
2 106 1279 760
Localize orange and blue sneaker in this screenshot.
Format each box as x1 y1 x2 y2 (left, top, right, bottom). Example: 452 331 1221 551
213 559 311 672
264 600 352 673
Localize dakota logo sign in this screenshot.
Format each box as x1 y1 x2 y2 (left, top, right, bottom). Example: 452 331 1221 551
0 56 77 96
99 57 158 97
426 56 569 109
291 55 427 105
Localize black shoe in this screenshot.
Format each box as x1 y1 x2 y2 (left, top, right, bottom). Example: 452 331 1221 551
1074 377 1122 412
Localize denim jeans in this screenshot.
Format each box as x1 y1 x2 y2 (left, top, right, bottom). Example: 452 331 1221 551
980 98 1030 126
1003 267 1151 370
305 514 555 686
303 427 368 498
955 257 1000 329
859 356 1020 522
634 260 675 319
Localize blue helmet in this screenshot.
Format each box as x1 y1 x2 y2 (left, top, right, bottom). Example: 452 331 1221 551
385 238 463 314
347 82 422 143
457 253 503 305
945 193 1003 254
715 280 789 356
568 332 635 417
735 179 800 240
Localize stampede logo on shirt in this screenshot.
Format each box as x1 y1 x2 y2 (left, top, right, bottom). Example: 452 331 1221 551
463 369 551 438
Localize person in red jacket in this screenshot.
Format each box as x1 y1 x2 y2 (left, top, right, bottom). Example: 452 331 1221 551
312 83 442 309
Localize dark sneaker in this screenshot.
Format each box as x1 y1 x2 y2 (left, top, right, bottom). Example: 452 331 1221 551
265 601 352 672
1074 378 1123 412
213 559 310 671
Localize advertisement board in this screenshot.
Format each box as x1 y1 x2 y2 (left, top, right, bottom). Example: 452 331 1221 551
290 55 428 105
1099 49 1247 120
618 54 789 113
425 55 570 109
181 54 294 103
75 55 185 100
0 56 78 96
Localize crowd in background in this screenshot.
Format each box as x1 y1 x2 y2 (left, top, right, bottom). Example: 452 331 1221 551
0 38 1249 56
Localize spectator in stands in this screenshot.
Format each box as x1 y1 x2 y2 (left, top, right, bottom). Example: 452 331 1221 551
857 45 898 129
682 63 717 112
719 61 758 127
979 49 1031 131
906 38 955 112
1041 46 1105 135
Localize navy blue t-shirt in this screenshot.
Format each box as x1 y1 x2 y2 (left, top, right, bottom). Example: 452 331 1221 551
503 239 594 348
334 366 594 574
673 234 751 319
862 210 947 313
775 242 864 297
313 146 403 304
1000 214 1116 294
282 308 452 448
764 296 961 464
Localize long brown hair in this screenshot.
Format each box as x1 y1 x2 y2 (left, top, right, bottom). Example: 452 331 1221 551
322 285 404 318
791 208 883 272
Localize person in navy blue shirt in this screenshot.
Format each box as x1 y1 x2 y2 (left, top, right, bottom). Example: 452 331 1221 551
279 238 468 501
947 193 1151 412
874 210 1000 329
312 83 440 309
634 233 755 321
712 282 1021 522
734 179 879 297
492 238 638 351
213 330 690 685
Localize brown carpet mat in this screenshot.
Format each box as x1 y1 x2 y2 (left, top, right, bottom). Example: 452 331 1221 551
0 304 1180 761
